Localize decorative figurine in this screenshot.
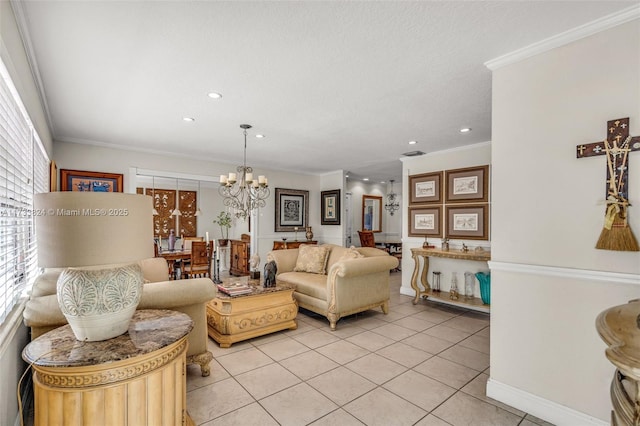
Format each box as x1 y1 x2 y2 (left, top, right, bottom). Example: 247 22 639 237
263 260 277 288
462 243 469 252
441 238 449 251
168 229 176 251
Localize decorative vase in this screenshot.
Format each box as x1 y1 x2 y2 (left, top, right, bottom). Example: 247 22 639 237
218 239 229 247
305 226 313 241
449 272 459 300
168 229 176 251
464 272 475 299
57 263 144 341
475 271 491 305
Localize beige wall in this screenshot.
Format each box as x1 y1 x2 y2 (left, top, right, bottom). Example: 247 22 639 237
0 1 52 156
490 20 640 423
54 140 326 266
400 143 492 296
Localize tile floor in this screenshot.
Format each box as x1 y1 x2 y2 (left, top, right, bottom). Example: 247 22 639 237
186 272 554 426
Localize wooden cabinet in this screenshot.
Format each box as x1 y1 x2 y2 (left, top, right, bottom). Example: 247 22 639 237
272 240 318 250
230 239 250 276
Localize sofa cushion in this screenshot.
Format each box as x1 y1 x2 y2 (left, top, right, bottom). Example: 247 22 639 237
277 271 327 300
339 246 365 261
293 245 331 274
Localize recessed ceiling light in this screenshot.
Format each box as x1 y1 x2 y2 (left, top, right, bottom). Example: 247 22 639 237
363 178 369 181
183 117 195 122
409 140 417 145
207 92 222 99
459 127 472 133
255 134 265 138
380 181 386 184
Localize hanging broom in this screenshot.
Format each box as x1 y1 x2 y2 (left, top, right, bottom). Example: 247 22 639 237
595 137 639 251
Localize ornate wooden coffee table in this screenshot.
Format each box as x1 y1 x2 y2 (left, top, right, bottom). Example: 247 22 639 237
206 279 298 348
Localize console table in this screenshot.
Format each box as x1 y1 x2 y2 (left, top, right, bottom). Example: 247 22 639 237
410 247 491 312
596 300 640 425
23 309 194 426
272 240 318 250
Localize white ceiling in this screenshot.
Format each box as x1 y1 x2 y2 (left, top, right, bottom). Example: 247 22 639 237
16 1 636 183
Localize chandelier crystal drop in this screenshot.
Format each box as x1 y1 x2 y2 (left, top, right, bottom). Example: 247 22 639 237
384 179 400 216
218 124 270 221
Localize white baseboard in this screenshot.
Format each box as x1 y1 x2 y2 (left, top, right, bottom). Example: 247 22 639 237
487 378 608 426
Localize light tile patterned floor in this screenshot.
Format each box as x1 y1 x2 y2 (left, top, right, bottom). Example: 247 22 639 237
186 272 554 426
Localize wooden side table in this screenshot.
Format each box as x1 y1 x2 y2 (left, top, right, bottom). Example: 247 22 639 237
23 309 194 426
596 300 640 425
207 279 298 347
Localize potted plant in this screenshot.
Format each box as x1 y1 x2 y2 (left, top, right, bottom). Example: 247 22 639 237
213 211 232 246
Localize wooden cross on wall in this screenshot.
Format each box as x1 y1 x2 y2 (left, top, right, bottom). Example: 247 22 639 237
577 117 640 200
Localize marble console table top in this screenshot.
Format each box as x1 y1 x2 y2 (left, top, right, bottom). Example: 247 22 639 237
23 309 193 367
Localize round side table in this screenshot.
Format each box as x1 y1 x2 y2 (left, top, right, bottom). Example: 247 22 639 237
23 309 194 426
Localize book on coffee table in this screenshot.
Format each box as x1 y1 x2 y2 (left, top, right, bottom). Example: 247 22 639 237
216 283 253 296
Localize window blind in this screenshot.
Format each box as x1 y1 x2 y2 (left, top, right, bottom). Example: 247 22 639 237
0 59 49 323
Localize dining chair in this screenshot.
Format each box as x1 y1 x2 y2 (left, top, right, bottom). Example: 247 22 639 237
181 241 213 278
357 230 377 248
182 236 204 251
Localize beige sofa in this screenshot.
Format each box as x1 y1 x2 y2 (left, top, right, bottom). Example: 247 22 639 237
23 257 217 376
267 244 399 330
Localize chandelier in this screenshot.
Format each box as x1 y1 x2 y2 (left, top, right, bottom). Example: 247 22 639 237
384 179 400 216
218 124 269 221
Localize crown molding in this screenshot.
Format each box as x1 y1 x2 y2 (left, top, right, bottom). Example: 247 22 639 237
485 4 640 71
9 0 56 136
400 141 492 163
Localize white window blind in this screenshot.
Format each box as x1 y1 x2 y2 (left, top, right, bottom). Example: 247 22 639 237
0 59 49 323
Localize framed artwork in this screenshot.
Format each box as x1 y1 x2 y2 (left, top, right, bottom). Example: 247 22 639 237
408 206 442 237
409 171 442 204
445 204 489 240
321 189 341 225
275 188 309 232
60 169 123 192
445 165 489 203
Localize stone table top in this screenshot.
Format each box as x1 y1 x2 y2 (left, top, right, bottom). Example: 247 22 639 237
22 309 193 367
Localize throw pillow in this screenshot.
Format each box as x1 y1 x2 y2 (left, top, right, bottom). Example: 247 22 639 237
293 245 331 274
339 246 365 262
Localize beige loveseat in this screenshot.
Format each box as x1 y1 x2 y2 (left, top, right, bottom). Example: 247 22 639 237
23 257 217 376
267 244 399 330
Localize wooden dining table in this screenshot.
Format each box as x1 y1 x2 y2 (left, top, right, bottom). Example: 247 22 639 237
158 249 191 279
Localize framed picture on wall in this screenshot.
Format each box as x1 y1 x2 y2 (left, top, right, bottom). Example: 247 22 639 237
321 189 341 225
445 165 489 203
409 171 442 204
60 169 123 192
275 188 309 231
445 204 489 240
408 206 442 237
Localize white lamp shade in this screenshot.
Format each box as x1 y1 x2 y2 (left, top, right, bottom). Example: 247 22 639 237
35 192 154 267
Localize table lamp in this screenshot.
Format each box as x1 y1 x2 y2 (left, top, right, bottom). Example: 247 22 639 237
34 192 154 341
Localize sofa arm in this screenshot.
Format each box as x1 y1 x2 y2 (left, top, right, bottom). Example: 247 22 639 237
329 256 399 278
267 249 299 274
138 277 216 309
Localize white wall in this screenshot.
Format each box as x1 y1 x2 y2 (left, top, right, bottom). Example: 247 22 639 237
346 179 403 243
400 143 492 297
54 140 346 268
489 19 640 424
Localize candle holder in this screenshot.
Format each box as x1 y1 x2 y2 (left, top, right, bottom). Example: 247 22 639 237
212 249 222 284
